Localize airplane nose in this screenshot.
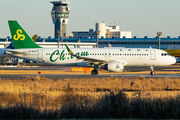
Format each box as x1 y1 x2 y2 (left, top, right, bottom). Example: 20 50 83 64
172 57 176 64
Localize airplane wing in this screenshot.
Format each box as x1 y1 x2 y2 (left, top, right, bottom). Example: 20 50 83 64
75 55 107 65
65 44 111 65
4 50 28 56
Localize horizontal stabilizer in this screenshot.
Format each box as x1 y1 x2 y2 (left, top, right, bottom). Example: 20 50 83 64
4 50 28 56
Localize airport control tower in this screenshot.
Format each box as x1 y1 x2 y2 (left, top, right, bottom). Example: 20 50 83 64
50 0 70 38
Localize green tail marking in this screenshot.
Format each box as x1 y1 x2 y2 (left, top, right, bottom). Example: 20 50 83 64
8 20 42 49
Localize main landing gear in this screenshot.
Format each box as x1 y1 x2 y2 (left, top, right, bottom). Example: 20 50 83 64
150 66 155 75
91 65 99 75
91 70 98 75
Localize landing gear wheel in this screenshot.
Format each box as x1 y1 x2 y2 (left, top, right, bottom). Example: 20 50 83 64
150 66 155 75
91 70 98 75
150 71 155 75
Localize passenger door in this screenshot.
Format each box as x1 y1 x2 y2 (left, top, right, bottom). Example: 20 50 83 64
150 50 156 60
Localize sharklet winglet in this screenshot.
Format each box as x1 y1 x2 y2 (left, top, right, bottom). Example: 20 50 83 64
65 44 73 55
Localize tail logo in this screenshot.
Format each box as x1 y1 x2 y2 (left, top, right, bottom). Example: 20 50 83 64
13 29 25 41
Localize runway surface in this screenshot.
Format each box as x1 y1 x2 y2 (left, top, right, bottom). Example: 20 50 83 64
0 74 180 81
0 64 180 72
0 64 180 80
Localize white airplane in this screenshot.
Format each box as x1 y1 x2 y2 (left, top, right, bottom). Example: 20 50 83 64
5 20 176 75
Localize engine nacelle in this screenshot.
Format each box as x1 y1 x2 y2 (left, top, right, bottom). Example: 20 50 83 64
106 62 124 72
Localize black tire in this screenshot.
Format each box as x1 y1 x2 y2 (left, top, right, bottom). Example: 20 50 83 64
91 70 98 75
150 71 155 75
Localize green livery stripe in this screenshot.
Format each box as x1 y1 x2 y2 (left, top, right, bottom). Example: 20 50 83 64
8 20 42 49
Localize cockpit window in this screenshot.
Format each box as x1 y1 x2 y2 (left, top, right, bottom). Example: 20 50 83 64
161 53 170 56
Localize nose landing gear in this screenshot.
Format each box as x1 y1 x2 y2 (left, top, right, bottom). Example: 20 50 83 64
150 71 155 75
150 66 155 75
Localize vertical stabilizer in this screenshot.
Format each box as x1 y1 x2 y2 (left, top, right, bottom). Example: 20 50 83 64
8 20 41 49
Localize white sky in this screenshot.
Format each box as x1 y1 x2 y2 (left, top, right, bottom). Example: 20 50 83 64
0 0 180 38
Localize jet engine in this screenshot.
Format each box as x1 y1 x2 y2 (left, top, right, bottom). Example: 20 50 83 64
105 62 124 72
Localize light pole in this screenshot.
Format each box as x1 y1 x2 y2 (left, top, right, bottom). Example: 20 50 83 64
57 30 62 48
157 32 162 49
95 31 100 48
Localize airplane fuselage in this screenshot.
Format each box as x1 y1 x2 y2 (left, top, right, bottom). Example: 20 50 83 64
6 47 176 67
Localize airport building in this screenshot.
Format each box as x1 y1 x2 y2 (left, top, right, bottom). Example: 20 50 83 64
50 1 132 39
72 22 132 39
1 36 180 49
51 0 70 38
